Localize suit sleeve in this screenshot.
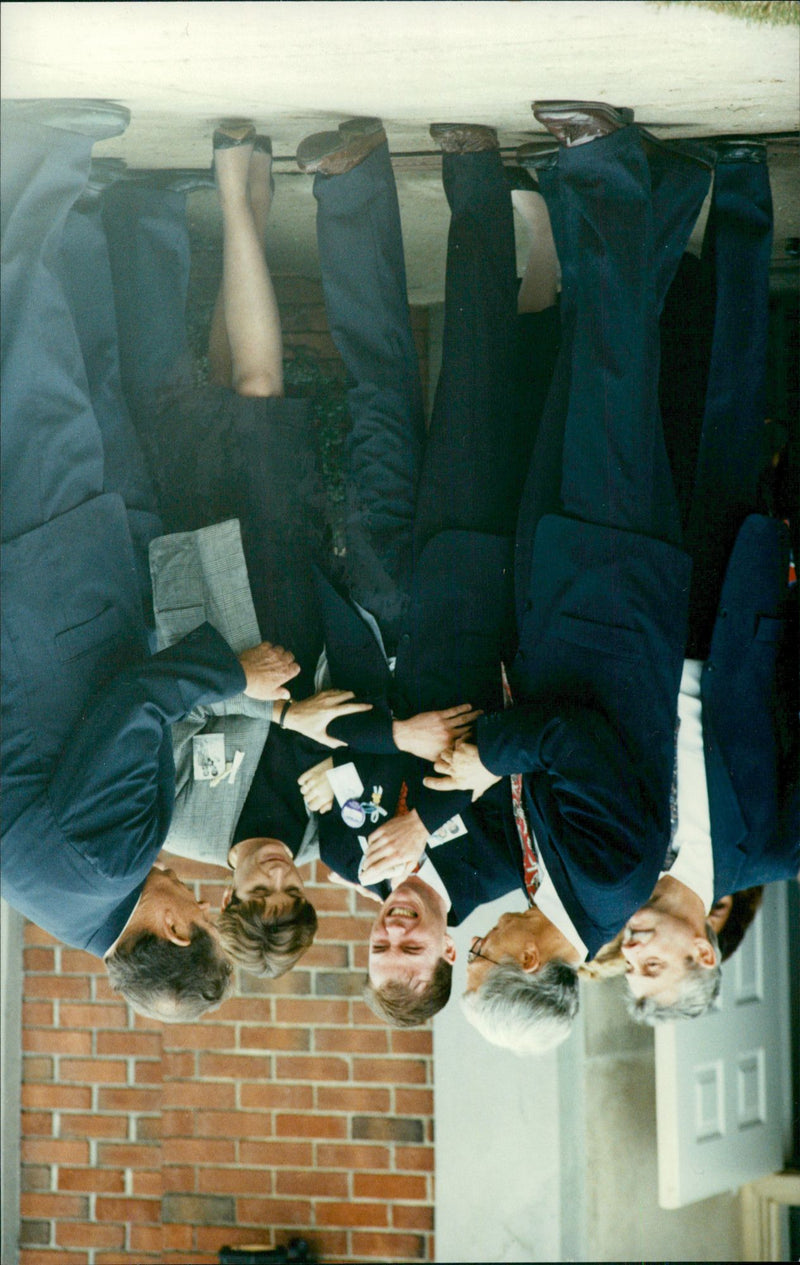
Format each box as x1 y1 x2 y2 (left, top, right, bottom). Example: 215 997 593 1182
47 623 245 856
326 698 398 753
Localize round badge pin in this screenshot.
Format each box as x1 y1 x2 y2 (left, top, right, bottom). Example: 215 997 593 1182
342 799 366 828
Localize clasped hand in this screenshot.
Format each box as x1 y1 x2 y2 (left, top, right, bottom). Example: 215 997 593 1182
358 809 429 886
392 703 481 763
423 737 500 801
238 641 300 700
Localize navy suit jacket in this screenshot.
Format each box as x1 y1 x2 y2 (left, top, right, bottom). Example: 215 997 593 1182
477 513 693 957
703 515 799 896
315 527 523 922
1 491 245 953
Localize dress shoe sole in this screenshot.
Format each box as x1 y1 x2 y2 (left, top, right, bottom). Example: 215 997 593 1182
532 100 634 126
429 123 499 153
297 118 386 174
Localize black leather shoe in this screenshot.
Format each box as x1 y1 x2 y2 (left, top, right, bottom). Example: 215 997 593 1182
533 100 631 147
2 98 129 139
713 138 767 164
297 117 385 174
429 123 499 153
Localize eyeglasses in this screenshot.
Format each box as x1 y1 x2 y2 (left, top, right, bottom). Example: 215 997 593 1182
467 937 501 967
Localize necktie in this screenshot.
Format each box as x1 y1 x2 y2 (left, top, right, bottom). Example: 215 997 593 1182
501 663 540 901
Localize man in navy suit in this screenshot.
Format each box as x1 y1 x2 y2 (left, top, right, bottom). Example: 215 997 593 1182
425 103 715 1052
620 141 799 1022
0 100 296 1019
294 118 535 1024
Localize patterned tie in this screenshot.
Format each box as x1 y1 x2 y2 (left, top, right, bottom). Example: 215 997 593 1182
501 663 540 901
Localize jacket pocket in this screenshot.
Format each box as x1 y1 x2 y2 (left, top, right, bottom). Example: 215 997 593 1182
54 605 122 662
556 612 641 659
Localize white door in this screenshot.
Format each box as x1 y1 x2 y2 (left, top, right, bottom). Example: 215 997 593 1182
655 881 792 1209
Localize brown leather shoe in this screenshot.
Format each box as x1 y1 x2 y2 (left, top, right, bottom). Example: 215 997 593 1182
429 123 499 153
296 117 386 174
532 100 632 147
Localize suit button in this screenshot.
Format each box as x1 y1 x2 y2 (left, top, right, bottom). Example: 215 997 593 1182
719 609 728 618
706 661 715 672
400 633 410 645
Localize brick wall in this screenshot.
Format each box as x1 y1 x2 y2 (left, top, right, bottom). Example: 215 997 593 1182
16 283 435 1264
19 861 435 1265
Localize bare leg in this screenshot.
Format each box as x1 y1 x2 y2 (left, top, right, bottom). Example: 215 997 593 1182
512 188 559 314
213 138 283 397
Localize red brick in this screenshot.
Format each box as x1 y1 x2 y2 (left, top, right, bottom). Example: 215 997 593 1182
20 1112 53 1136
301 943 349 968
317 915 375 942
96 1030 161 1057
353 1058 428 1084
275 1170 348 1198
60 1114 128 1140
164 1080 236 1109
351 1231 426 1258
58 1168 125 1194
60 1058 129 1083
162 1164 196 1191
198 1053 272 1079
238 1026 310 1051
239 1082 313 1111
162 1224 193 1251
315 1027 388 1053
163 1137 236 1165
22 1057 53 1082
20 1255 88 1265
316 1143 390 1170
195 1225 255 1254
274 1055 349 1082
198 1167 273 1195
394 1088 434 1115
135 1115 162 1141
59 950 103 973
95 1256 159 1265
24 1030 92 1057
163 1024 237 1051
22 1084 92 1111
301 885 349 912
22 1001 54 1026
316 1086 390 1113
162 1108 195 1136
97 1087 160 1112
238 1140 312 1167
134 1060 163 1084
21 1165 53 1192
390 1029 433 1055
129 1225 164 1252
132 1171 162 1197
210 997 273 1022
240 969 310 997
22 1140 89 1165
275 1113 347 1140
95 1196 160 1224
25 976 91 1001
235 1198 312 1225
395 1145 435 1172
393 1205 434 1231
23 947 55 972
95 1143 159 1168
314 1200 388 1228
162 1050 196 1078
195 1110 272 1139
354 1173 428 1201
57 1222 124 1249
59 1003 129 1029
274 998 350 1025
20 1193 89 1218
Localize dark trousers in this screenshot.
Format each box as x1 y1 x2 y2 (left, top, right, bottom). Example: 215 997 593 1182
315 143 522 647
515 127 711 622
681 157 773 655
1 118 108 543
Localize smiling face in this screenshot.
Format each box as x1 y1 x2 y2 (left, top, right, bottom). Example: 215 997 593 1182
368 876 456 993
465 909 541 993
621 905 716 1004
225 838 306 919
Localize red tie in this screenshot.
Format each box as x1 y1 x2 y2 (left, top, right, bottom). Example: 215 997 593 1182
501 663 540 902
